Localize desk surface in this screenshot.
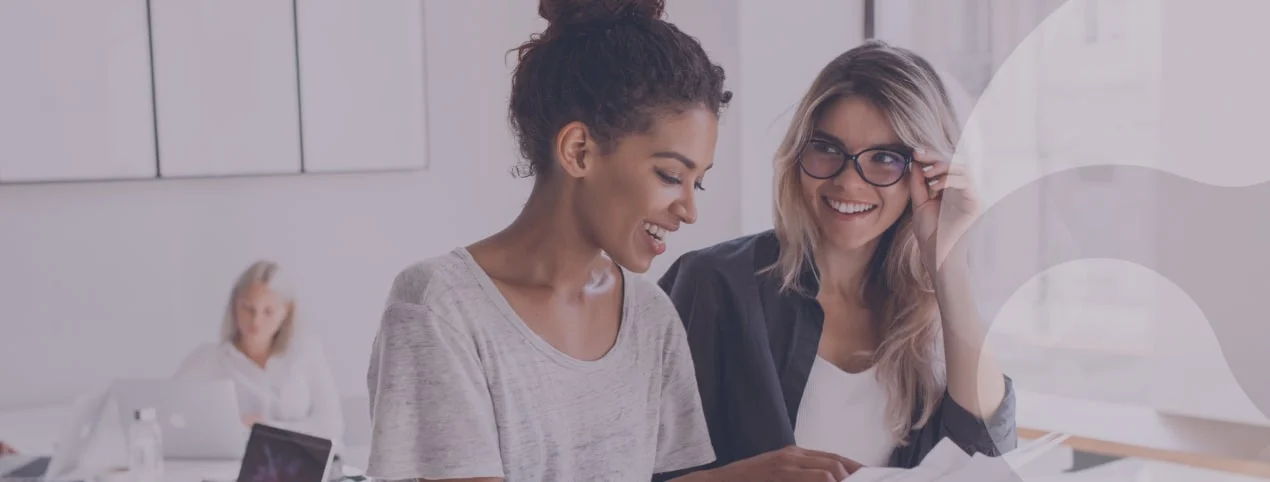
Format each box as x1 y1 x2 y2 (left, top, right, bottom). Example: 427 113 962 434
0 404 367 482
1018 390 1270 477
10 391 1270 478
0 405 68 456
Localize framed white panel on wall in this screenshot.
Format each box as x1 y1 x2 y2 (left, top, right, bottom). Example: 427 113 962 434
0 0 157 183
149 0 302 178
295 0 428 172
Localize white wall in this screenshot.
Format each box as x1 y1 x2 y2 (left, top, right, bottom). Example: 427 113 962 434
737 0 865 234
0 0 752 411
647 0 742 278
0 0 871 411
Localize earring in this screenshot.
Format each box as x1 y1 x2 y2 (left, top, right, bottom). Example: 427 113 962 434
509 161 536 178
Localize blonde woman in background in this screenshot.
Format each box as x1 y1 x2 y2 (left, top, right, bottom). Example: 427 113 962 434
657 40 1015 481
176 260 343 443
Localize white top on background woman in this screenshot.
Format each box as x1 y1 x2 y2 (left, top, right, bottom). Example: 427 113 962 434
176 260 343 444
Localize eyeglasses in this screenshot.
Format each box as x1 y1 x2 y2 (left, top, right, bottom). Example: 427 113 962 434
797 138 912 187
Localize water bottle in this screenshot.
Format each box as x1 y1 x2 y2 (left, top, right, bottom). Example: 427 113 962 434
127 408 164 482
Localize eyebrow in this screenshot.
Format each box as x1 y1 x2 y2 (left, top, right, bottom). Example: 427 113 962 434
652 151 712 171
810 130 909 153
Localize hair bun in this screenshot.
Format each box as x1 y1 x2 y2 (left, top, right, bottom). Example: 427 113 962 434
539 0 665 27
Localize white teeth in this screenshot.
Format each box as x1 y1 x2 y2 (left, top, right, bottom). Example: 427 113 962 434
643 222 669 241
826 199 877 214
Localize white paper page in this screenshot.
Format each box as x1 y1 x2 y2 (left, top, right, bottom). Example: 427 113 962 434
846 434 1071 482
938 453 1024 482
939 433 1074 482
912 437 974 473
847 466 915 481
847 438 972 482
1005 433 1073 471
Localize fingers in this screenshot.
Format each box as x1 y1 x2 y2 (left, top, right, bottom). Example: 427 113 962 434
914 149 951 178
791 453 849 481
926 173 972 191
913 148 976 199
757 446 865 482
907 156 931 206
790 468 846 482
910 147 955 204
797 448 862 473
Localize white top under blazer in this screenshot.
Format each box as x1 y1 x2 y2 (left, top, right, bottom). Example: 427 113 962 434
793 355 898 467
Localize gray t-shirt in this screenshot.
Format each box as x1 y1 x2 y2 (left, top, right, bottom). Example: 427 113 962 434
365 248 716 481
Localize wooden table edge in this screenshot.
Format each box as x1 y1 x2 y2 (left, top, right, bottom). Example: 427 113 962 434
1019 426 1270 477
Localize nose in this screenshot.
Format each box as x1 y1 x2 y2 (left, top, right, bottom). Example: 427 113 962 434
831 158 869 187
673 192 698 225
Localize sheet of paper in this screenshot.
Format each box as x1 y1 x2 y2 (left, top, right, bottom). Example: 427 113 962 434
1005 432 1073 471
937 453 1023 482
845 434 1071 481
913 437 974 473
847 438 972 481
846 466 915 482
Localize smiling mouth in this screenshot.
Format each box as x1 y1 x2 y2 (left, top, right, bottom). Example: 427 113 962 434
643 222 668 241
824 197 878 215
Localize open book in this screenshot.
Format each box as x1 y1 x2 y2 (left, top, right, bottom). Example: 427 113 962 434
848 432 1072 481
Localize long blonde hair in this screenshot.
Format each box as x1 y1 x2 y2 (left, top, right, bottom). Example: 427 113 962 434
221 260 296 355
768 40 961 444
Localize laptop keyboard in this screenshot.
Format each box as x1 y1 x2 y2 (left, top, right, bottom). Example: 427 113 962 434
6 457 50 477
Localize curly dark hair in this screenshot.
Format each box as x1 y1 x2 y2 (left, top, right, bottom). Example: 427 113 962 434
508 0 732 178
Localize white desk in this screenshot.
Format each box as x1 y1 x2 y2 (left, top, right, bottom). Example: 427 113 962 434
0 404 367 481
1018 390 1270 477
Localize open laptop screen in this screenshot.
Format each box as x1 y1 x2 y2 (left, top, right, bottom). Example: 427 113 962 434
0 456 50 477
235 424 332 482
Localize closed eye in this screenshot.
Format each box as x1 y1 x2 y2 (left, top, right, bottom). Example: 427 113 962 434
656 169 681 185
658 169 707 192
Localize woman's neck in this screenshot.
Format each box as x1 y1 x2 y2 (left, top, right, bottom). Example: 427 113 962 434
815 238 880 301
471 181 611 295
235 338 272 368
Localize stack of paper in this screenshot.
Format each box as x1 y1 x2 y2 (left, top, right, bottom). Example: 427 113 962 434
848 432 1072 481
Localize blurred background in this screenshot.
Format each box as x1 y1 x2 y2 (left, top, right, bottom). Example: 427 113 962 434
3 0 1269 480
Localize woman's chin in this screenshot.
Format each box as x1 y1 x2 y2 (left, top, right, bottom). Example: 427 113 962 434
603 233 664 274
823 231 881 253
604 243 654 274
609 252 653 274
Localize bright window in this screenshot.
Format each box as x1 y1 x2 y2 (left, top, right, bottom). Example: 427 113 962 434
870 0 1161 407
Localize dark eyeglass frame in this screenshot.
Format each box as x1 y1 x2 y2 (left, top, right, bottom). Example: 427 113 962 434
797 138 913 187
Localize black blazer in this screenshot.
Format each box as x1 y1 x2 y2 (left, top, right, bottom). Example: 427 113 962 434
654 230 1017 477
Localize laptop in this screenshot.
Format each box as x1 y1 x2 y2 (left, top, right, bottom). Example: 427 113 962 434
235 423 334 482
0 389 113 481
110 378 248 460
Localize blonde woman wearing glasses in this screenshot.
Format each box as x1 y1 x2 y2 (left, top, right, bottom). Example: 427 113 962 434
657 40 1016 481
176 260 343 443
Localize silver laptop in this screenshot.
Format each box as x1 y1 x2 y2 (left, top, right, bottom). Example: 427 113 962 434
0 390 112 481
110 378 248 461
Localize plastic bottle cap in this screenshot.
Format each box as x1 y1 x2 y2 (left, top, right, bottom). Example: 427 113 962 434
134 408 157 421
